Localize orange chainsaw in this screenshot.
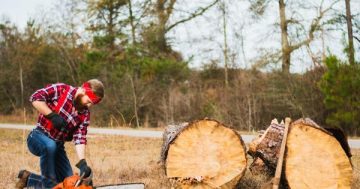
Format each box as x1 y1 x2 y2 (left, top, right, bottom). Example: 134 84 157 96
53 173 145 189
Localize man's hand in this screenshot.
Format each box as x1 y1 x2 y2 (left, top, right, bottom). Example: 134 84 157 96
76 159 92 178
45 112 67 131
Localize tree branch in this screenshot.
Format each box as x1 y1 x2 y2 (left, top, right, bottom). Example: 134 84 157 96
286 18 301 25
289 0 339 52
354 35 360 43
165 0 219 33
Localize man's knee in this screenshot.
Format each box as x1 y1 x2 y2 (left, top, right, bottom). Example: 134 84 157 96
43 142 57 155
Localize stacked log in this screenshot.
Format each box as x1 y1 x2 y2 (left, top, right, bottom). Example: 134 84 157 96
247 119 285 174
161 119 247 188
248 118 353 189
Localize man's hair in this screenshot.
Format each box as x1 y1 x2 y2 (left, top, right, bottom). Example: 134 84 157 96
87 79 104 99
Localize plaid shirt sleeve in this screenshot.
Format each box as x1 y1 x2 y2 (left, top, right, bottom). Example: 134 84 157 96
73 112 90 145
29 83 65 102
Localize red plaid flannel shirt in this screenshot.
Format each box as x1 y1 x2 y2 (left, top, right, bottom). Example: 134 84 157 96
30 83 90 145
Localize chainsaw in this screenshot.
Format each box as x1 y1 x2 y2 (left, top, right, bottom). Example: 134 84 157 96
53 172 145 189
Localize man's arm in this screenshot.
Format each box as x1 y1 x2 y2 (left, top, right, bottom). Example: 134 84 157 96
32 100 67 130
32 101 52 116
30 83 65 103
74 113 91 177
75 144 92 178
75 144 86 160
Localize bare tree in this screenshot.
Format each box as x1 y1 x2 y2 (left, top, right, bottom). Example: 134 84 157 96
250 0 340 73
279 0 339 73
219 0 229 88
345 0 355 65
128 0 136 44
145 0 220 52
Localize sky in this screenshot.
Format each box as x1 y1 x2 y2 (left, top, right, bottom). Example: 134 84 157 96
0 0 358 73
0 0 55 27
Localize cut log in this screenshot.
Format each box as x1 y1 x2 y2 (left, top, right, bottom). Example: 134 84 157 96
248 118 353 189
161 119 247 188
285 118 353 189
248 119 285 173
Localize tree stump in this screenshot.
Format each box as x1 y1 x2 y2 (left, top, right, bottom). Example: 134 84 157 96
161 119 247 188
248 118 353 189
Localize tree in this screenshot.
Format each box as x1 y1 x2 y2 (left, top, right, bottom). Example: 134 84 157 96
249 0 339 73
219 0 229 88
344 0 355 65
319 55 360 135
87 0 128 49
143 0 220 52
45 0 88 84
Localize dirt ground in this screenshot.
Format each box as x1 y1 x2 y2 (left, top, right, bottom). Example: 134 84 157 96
0 128 359 189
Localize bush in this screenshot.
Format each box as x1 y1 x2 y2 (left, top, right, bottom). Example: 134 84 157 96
319 56 360 135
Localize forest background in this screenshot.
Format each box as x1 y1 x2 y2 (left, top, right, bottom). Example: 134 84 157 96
0 0 359 136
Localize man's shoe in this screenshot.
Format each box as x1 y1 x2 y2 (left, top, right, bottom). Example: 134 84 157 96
15 170 30 189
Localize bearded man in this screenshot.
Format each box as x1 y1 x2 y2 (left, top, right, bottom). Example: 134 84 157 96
15 79 104 189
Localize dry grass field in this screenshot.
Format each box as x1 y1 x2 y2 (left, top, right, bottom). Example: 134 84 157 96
0 128 359 189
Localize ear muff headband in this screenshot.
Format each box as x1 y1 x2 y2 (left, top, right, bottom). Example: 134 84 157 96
82 82 101 104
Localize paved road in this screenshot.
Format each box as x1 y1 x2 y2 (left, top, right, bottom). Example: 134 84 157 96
1 123 359 149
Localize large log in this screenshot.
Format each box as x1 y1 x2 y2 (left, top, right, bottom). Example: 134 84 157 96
161 119 247 188
248 118 353 189
285 118 353 189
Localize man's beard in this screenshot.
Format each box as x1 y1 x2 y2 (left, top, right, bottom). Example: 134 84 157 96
74 94 87 111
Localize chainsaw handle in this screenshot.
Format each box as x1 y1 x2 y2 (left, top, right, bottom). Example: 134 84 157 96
75 172 93 187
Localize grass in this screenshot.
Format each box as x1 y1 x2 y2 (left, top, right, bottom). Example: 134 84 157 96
0 112 164 131
0 128 170 188
0 128 359 189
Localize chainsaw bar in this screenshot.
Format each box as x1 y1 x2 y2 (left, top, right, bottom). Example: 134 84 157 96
94 183 145 189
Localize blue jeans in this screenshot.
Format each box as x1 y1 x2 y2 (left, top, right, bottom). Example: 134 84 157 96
26 128 73 189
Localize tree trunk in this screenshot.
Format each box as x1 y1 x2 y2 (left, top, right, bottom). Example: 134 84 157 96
155 0 175 52
161 119 247 188
248 118 353 189
129 74 140 128
279 0 291 74
345 0 355 65
221 0 229 88
128 0 136 44
107 1 115 50
19 64 24 108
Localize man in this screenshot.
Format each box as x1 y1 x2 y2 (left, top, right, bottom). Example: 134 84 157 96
16 79 104 189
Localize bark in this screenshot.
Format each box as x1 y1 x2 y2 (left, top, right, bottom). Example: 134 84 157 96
279 0 291 74
160 122 189 163
248 119 285 172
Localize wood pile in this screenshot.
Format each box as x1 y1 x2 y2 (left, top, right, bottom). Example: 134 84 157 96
248 118 353 189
